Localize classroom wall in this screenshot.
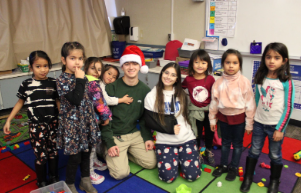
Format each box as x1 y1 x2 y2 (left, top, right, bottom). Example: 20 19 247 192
114 0 206 46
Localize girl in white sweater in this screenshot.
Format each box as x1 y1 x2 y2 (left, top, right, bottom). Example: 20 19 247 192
144 62 201 183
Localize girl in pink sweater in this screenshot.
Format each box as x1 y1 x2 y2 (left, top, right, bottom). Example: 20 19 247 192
209 49 256 181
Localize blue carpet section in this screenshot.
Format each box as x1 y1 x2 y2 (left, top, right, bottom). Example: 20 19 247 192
106 176 168 193
3 139 299 193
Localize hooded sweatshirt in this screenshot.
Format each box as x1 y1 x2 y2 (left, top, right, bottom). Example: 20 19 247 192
144 86 195 145
209 71 256 130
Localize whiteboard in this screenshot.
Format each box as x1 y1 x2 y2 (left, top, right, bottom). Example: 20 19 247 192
205 0 301 56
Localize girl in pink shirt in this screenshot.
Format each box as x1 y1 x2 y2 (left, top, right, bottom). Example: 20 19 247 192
182 50 215 165
209 49 256 181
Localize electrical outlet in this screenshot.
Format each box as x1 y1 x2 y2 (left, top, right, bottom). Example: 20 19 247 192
168 34 171 41
140 29 143 39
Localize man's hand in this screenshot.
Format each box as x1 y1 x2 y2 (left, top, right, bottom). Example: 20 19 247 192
145 140 154 151
210 125 216 132
273 130 284 141
108 146 120 157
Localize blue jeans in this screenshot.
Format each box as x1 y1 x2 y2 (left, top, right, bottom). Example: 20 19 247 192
248 121 284 165
220 121 245 168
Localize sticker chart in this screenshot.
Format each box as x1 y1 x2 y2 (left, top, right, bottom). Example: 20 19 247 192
207 0 238 37
252 61 301 110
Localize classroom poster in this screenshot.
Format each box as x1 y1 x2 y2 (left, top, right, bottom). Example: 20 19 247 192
252 61 301 110
207 0 237 37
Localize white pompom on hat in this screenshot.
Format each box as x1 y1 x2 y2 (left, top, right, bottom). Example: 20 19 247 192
119 45 148 74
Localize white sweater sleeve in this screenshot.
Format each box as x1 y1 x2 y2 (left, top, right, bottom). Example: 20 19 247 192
100 81 119 106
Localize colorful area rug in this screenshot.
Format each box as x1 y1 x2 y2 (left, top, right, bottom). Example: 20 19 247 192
1 138 299 193
0 112 29 147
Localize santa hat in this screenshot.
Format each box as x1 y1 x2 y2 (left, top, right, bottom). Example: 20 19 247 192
119 45 148 74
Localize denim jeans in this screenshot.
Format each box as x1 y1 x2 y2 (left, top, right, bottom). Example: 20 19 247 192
248 121 284 165
220 121 245 168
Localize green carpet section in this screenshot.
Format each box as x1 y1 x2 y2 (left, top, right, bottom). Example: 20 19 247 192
203 173 268 193
128 162 269 193
129 161 143 174
137 165 216 193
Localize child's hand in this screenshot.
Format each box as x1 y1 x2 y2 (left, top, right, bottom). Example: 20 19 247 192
145 140 154 151
273 130 284 141
121 94 133 104
174 124 180 135
245 130 252 135
210 125 216 132
3 122 11 134
101 119 109 126
75 67 85 79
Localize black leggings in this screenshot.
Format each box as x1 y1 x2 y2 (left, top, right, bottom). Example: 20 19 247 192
65 150 91 184
196 112 214 150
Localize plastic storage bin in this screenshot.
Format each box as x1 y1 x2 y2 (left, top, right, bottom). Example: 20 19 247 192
145 58 158 68
177 48 197 58
17 63 29 72
111 41 126 59
30 181 71 193
139 47 164 58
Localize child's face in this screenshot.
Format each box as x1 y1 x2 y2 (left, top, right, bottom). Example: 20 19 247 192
223 54 240 75
62 49 84 74
162 67 177 90
193 57 208 75
87 62 102 79
103 67 118 84
265 49 287 73
30 57 49 80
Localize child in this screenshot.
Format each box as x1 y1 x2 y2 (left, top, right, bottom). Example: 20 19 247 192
240 43 295 193
84 57 112 184
56 42 98 193
144 62 201 183
209 49 256 181
100 64 133 105
182 49 216 165
3 51 59 187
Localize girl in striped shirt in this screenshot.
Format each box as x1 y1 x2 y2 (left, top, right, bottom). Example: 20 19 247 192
240 43 295 193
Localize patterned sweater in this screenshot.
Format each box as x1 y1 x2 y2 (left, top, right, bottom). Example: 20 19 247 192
86 75 112 122
209 71 256 130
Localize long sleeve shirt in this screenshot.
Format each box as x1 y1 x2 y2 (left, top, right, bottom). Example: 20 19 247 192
254 78 295 133
101 78 152 149
209 71 256 130
99 81 119 106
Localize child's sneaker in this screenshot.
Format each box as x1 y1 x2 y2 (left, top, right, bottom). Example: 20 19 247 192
212 165 228 177
225 166 237 181
205 149 215 165
90 171 105 184
93 159 107 171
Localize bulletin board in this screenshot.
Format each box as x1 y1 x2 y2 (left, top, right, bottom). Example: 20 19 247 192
205 0 301 56
252 61 301 110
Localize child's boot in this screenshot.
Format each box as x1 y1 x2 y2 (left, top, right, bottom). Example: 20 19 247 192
205 149 215 165
67 184 79 193
240 157 258 192
48 157 59 184
268 163 283 193
90 170 105 184
79 177 97 193
35 163 47 187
